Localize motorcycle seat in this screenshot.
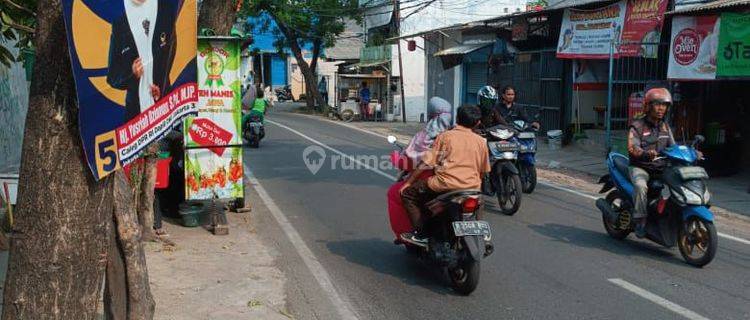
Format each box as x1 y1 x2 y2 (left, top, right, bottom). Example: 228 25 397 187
426 189 481 214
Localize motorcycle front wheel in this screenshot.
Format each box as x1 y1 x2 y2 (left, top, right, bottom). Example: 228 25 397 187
496 172 522 215
520 162 537 193
678 217 717 268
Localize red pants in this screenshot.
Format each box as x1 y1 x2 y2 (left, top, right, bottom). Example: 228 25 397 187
386 171 432 239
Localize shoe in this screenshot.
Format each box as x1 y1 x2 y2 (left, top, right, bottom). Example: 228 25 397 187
400 231 428 246
634 219 647 238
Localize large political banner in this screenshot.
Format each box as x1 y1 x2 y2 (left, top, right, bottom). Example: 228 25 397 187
184 39 243 201
62 0 198 180
556 1 627 59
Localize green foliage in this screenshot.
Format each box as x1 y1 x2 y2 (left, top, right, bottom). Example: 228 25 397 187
0 0 36 68
240 0 361 56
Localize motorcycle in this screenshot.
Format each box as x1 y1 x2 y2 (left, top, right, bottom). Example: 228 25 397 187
596 135 717 267
387 136 493 295
275 85 293 102
512 119 538 193
242 112 265 148
480 125 523 215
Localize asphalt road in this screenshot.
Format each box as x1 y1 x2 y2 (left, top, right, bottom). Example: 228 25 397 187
244 105 750 320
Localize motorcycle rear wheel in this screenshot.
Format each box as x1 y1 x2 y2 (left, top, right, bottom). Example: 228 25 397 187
602 191 630 240
678 217 717 268
449 258 480 295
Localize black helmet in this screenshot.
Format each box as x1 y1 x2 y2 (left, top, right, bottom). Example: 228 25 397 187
477 86 498 109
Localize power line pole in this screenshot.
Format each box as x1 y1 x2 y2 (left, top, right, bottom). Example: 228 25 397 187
393 0 407 123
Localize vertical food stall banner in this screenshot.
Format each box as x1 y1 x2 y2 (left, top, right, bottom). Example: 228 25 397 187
62 0 198 180
184 38 243 200
556 1 627 59
717 13 750 77
667 15 720 80
619 0 669 58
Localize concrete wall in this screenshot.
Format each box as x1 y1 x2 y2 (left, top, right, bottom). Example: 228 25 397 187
392 38 426 122
0 42 29 174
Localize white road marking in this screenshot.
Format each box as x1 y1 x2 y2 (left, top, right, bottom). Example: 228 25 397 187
608 278 710 320
275 116 750 247
244 168 360 320
267 119 398 182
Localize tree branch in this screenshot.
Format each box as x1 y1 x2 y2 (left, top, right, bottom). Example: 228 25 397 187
2 0 36 16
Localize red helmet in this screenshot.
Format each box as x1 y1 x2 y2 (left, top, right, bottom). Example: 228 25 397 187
643 88 672 112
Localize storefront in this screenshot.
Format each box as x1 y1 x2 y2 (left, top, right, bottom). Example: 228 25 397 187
666 7 750 176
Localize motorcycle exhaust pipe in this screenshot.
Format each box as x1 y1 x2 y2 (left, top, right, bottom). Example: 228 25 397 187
596 198 619 225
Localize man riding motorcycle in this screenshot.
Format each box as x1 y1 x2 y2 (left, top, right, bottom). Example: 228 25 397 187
477 86 508 129
627 87 679 238
399 105 491 244
496 86 540 130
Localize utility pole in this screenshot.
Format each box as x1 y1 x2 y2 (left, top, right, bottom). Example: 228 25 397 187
393 0 407 122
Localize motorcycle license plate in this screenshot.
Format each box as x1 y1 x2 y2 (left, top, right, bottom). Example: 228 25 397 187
452 221 491 237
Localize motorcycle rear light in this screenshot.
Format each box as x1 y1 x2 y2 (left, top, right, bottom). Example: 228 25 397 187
657 198 667 215
462 197 479 212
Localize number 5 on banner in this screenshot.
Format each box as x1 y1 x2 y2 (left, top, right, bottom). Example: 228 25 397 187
95 131 121 178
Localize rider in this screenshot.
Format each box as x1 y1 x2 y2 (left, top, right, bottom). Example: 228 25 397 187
477 85 508 129
242 89 269 134
495 85 540 130
399 105 491 244
627 87 676 238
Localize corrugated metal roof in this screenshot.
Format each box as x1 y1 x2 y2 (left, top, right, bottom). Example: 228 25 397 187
434 43 492 56
667 0 750 14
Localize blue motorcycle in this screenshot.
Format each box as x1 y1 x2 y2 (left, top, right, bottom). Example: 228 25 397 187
596 135 717 267
512 120 538 193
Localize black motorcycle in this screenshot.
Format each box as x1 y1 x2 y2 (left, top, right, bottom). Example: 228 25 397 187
275 85 293 102
480 125 523 215
388 136 493 295
243 113 264 148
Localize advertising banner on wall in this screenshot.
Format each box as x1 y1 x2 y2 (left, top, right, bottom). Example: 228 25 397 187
619 0 669 58
716 13 750 77
556 1 627 59
184 38 243 201
667 15 720 80
62 0 198 180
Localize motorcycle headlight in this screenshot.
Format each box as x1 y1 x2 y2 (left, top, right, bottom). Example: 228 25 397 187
681 186 703 205
502 152 516 159
490 129 514 140
703 189 711 204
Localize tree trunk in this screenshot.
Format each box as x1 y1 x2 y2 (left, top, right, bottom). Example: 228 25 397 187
104 172 155 320
271 19 326 109
1 2 113 319
198 0 238 35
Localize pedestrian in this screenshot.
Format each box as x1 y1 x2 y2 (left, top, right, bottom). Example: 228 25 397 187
318 76 328 109
359 81 371 121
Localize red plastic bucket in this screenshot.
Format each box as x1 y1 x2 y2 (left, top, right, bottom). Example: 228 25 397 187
155 157 172 189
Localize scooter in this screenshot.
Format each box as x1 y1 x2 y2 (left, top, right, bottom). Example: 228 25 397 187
596 135 717 267
480 124 523 215
388 136 493 295
275 85 293 102
242 112 264 148
512 119 538 193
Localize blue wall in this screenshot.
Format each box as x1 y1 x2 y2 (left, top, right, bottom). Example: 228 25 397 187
270 55 287 86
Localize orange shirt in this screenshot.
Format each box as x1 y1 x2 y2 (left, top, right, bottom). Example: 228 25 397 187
421 126 491 192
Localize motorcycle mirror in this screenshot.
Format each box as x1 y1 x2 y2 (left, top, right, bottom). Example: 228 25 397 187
387 135 398 144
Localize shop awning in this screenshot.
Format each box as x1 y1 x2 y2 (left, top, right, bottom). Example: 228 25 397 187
349 59 391 70
667 0 750 14
433 43 492 57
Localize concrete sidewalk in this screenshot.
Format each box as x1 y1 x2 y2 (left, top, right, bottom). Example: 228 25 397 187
342 119 749 218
